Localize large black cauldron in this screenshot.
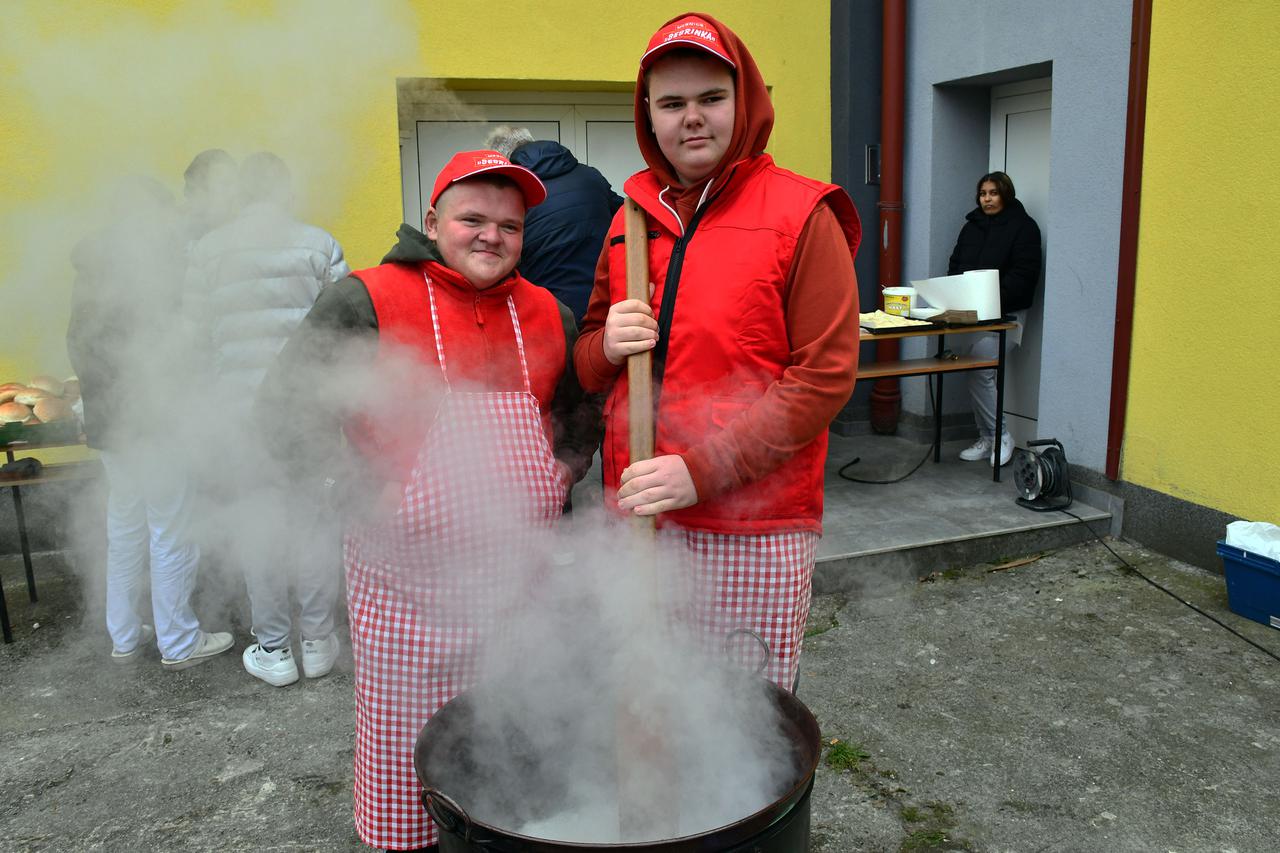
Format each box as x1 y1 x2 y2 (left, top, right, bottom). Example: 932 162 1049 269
414 678 820 852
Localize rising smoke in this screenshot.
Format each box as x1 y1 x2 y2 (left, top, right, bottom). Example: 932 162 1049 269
420 521 806 843
0 0 419 371
0 0 422 623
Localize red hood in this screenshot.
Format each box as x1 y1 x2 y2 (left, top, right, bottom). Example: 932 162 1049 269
633 12 774 192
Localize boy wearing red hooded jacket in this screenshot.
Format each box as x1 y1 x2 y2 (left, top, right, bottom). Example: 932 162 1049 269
574 13 861 690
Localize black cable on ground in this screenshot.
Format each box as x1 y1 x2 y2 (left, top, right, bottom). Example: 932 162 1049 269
839 377 937 485
1060 508 1280 664
837 443 934 485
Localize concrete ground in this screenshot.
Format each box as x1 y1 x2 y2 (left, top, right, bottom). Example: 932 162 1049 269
2 535 1279 850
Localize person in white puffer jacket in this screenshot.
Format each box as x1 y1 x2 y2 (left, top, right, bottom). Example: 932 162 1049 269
188 151 350 688
191 153 351 404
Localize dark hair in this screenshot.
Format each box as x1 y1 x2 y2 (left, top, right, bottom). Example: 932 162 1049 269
238 151 291 204
643 46 735 86
183 149 235 191
975 171 1016 208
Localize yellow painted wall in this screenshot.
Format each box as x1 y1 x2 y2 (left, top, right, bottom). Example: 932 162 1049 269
1125 1 1280 519
0 0 831 387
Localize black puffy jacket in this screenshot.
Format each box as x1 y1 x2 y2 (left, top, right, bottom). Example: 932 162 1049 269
946 197 1043 313
510 141 623 322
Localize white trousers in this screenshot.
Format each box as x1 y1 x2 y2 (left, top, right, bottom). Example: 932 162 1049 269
101 450 201 659
962 320 1022 439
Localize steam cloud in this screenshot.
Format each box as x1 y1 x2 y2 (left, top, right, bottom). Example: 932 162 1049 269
0 0 419 370
0 0 423 622
421 521 804 844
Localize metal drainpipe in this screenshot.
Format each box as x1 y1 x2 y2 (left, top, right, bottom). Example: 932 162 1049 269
870 0 907 434
1105 0 1153 480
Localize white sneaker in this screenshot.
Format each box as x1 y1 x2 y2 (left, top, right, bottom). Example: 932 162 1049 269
301 634 340 679
111 624 155 664
959 436 994 461
242 642 300 687
992 432 1014 466
161 630 234 671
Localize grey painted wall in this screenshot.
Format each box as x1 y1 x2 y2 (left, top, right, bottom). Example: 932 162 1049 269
830 0 883 425
899 0 1132 473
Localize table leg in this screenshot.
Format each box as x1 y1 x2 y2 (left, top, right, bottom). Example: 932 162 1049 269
934 334 946 462
993 328 1007 483
11 485 38 602
0 546 12 643
1 454 9 640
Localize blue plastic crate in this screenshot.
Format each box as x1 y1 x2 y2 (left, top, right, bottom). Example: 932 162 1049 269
1217 540 1280 630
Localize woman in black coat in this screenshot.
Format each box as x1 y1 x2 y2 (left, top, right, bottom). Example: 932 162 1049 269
947 171 1042 466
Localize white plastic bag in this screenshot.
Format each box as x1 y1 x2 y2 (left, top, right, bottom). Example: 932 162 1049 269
1225 520 1280 562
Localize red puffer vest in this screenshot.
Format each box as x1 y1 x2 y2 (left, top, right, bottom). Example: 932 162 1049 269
603 155 860 534
343 260 566 484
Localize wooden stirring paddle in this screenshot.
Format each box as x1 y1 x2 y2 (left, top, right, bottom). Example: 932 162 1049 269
614 197 679 840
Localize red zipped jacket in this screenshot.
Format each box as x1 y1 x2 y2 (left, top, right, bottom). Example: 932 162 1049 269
576 154 860 534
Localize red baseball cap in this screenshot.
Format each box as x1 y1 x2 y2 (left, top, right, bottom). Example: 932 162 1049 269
429 150 547 209
640 15 735 71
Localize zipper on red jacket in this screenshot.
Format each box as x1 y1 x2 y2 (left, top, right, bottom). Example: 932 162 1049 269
652 165 736 384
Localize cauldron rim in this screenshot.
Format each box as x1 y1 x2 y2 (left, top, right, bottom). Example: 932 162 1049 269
414 676 821 851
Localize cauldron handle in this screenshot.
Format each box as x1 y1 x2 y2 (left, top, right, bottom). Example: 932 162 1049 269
725 628 771 676
423 787 485 845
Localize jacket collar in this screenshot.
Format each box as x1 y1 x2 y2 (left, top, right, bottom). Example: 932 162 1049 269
421 259 519 300
623 154 770 235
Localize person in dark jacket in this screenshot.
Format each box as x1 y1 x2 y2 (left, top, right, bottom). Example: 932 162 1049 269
946 171 1042 466
484 127 623 322
66 176 234 670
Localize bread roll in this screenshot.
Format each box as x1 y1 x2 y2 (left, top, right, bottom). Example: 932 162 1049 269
33 397 74 423
0 384 29 404
28 375 65 396
0 401 32 423
13 389 51 406
61 378 81 400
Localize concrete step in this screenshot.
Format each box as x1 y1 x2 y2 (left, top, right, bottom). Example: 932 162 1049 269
815 432 1113 595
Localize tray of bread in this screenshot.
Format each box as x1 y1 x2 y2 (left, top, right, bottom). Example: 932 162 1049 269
858 310 937 333
0 375 82 446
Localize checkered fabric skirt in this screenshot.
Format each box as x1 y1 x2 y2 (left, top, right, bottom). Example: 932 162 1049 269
675 528 820 689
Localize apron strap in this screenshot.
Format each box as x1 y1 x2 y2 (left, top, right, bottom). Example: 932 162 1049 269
505 296 532 395
423 272 451 387
424 272 532 395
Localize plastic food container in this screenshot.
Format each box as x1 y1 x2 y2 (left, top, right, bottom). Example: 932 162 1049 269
883 286 915 317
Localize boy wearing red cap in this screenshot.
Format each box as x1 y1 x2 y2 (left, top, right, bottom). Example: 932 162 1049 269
575 14 861 690
257 150 598 851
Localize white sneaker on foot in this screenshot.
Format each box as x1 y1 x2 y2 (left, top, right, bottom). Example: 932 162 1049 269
111 624 155 663
959 436 994 461
161 630 234 671
992 432 1014 466
301 634 340 679
243 642 299 686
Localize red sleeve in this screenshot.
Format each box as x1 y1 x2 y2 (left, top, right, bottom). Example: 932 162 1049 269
572 244 625 392
680 201 859 501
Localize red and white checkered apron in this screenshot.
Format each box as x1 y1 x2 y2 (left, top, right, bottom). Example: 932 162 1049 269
344 275 565 850
671 527 819 689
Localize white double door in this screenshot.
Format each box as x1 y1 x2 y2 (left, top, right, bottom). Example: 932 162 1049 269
399 92 644 231
989 78 1051 447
